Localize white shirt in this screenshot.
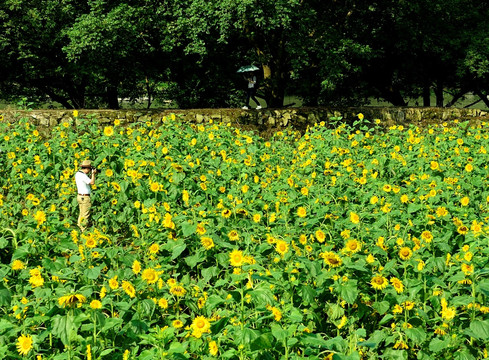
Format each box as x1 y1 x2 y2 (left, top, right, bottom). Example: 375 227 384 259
248 76 256 88
75 171 92 194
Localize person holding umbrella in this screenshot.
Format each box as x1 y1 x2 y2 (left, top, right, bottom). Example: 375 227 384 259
237 65 262 110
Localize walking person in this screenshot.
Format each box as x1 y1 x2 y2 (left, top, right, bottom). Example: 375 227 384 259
242 71 262 110
75 160 97 232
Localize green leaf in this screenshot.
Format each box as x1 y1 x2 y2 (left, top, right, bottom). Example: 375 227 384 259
301 334 329 347
407 203 423 213
206 295 224 311
140 299 155 317
381 349 408 360
101 317 123 332
289 308 303 323
270 323 287 342
299 285 316 305
359 330 386 349
201 266 218 283
100 348 115 357
171 244 187 260
185 250 205 268
181 221 196 237
210 317 228 334
373 301 390 315
469 320 489 340
52 315 75 346
250 332 274 351
0 284 11 306
454 350 476 360
339 283 358 304
429 337 450 353
327 303 345 320
478 280 489 296
83 266 102 280
0 319 14 335
404 328 426 345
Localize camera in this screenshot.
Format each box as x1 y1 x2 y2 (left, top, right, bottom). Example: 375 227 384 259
92 167 100 173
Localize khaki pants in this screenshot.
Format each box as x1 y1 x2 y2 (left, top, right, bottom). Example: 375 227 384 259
77 195 92 232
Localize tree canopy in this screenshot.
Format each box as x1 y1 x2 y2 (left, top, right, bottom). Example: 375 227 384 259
1 0 489 109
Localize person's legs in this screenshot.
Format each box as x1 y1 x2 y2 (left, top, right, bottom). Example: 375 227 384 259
250 88 261 108
77 195 92 232
244 89 253 108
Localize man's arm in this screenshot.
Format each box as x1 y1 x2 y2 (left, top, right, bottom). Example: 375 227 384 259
89 170 97 185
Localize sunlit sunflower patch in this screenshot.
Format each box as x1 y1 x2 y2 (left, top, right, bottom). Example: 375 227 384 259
0 114 489 359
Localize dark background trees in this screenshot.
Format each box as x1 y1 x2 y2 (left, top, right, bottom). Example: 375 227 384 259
1 0 489 109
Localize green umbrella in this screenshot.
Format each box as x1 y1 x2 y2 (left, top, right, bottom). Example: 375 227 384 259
237 65 259 73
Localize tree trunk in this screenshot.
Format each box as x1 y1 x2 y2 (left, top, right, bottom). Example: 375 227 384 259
383 86 406 106
474 89 489 108
445 90 468 107
146 76 152 109
106 85 119 109
434 81 443 107
422 84 430 106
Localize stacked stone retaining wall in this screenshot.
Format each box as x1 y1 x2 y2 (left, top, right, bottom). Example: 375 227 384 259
1 107 488 130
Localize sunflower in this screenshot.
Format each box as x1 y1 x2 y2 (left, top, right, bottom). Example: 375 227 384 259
457 225 469 235
16 334 33 356
196 223 206 235
420 230 433 242
460 196 470 206
158 298 168 309
109 275 119 289
192 316 211 335
148 243 160 254
122 281 136 298
323 252 342 268
461 263 474 275
209 340 219 356
441 306 456 321
436 207 448 217
103 126 114 136
349 212 360 224
90 300 102 309
315 229 326 243
297 207 307 218
229 249 244 267
275 240 289 256
221 209 232 218
29 274 44 288
172 319 184 328
269 306 282 321
399 247 413 260
85 236 97 248
58 294 86 308
228 230 239 241
370 275 388 290
200 237 215 250
33 210 46 226
170 285 187 297
11 260 25 270
132 260 141 274
141 268 159 284
383 184 392 192
344 239 362 254
150 182 159 192
390 277 404 293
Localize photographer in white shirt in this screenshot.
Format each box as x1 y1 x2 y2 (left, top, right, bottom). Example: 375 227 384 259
75 160 97 232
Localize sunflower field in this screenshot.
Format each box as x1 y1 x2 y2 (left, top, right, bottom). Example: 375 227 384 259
0 113 489 360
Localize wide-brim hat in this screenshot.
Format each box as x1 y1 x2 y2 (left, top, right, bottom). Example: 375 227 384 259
81 160 92 168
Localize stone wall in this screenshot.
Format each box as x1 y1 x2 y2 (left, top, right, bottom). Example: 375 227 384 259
1 107 488 131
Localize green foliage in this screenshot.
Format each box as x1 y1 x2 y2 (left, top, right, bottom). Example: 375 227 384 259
0 114 489 358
